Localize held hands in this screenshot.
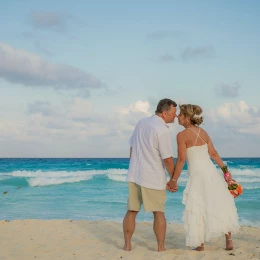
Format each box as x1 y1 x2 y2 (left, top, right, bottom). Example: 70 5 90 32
166 179 178 193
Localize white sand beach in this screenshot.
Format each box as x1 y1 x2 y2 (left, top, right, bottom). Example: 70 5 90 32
0 220 259 260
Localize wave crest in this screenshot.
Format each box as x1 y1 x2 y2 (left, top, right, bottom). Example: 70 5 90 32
7 169 128 187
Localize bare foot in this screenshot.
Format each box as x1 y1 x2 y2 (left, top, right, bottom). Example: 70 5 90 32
193 243 204 251
194 246 204 251
123 243 131 251
158 246 166 252
226 239 233 250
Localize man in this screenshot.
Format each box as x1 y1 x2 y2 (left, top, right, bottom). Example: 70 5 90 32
123 98 178 252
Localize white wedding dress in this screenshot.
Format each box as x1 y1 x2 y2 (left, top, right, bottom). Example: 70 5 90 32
182 128 240 247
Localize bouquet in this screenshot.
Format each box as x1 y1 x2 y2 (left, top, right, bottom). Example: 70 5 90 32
221 166 243 198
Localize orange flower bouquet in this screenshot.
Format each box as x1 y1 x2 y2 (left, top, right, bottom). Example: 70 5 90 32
222 166 243 198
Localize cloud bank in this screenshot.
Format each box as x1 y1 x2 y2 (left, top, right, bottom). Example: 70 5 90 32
0 42 103 89
0 99 259 157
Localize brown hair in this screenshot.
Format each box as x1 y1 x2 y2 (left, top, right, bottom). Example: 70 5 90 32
155 98 177 113
179 104 203 125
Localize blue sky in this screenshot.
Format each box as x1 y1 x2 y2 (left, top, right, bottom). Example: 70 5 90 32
0 0 260 157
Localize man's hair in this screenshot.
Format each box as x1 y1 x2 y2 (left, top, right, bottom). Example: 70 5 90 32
155 98 177 114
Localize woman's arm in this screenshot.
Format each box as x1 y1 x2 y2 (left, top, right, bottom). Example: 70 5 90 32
207 136 225 168
207 135 233 178
171 132 187 181
168 132 186 191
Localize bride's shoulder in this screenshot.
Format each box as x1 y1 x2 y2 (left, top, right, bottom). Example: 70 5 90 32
179 129 188 134
198 127 210 141
176 130 186 138
199 127 208 135
177 129 189 138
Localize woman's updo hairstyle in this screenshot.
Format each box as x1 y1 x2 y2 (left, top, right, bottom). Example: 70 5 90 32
179 104 204 126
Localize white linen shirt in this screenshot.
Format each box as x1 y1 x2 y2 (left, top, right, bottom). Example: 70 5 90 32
127 115 174 190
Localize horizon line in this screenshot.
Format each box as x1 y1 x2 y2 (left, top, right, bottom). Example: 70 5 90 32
0 157 259 159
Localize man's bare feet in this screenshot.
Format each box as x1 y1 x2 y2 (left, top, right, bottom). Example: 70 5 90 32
123 243 131 251
226 239 233 250
158 246 166 252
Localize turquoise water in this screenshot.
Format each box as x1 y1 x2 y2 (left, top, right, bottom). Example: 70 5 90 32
0 158 259 226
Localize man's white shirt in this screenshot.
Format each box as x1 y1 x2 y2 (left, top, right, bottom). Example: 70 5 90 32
127 115 173 190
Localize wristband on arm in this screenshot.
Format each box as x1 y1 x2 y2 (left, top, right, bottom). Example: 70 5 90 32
221 165 229 174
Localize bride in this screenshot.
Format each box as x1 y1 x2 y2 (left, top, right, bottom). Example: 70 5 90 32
167 104 240 251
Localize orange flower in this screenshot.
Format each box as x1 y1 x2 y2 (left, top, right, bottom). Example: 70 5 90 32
228 183 243 198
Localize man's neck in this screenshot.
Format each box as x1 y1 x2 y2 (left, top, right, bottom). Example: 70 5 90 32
155 113 167 123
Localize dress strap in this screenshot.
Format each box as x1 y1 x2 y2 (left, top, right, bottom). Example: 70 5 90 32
188 128 206 145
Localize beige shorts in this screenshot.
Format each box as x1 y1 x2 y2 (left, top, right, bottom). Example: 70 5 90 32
127 182 166 212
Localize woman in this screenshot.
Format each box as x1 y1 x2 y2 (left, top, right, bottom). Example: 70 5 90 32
168 104 240 251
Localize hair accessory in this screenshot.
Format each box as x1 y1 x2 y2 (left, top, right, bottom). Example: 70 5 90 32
193 114 201 119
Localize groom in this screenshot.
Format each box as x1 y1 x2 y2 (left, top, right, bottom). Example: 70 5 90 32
123 98 178 252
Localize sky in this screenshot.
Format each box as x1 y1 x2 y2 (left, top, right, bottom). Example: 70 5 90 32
0 0 260 157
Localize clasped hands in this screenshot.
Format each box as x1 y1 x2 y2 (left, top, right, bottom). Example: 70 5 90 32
166 179 178 193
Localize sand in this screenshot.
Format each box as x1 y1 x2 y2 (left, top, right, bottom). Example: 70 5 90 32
0 220 259 260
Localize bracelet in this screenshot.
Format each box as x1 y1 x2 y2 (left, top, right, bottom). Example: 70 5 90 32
171 178 177 182
221 165 228 174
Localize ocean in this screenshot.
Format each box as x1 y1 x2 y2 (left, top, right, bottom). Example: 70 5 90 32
0 158 259 227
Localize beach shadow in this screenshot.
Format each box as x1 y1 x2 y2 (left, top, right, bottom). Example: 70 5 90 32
75 221 125 250
75 221 163 251
165 224 187 250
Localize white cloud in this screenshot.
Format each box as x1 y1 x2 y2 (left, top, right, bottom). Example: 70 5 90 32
216 101 251 123
208 100 260 134
0 42 103 90
67 98 93 120
0 121 25 140
119 100 151 115
116 100 152 129
196 101 260 156
0 99 154 157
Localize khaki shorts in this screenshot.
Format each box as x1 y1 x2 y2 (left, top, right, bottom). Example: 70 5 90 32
127 182 166 212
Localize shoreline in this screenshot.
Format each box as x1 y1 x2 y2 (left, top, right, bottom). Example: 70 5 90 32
1 220 259 260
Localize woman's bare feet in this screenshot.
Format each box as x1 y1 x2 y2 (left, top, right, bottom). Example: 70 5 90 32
225 232 233 250
194 243 204 251
226 239 233 250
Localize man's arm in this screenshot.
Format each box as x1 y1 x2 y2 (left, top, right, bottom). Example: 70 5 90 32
159 131 174 177
163 157 175 178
